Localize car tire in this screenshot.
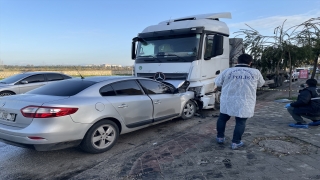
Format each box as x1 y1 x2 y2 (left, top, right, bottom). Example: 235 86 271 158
80 120 119 154
0 91 15 97
181 100 196 120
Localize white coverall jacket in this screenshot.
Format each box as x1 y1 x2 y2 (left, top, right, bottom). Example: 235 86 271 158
214 65 265 118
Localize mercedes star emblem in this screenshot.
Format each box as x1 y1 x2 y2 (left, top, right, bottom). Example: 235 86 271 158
1 102 5 107
154 72 166 81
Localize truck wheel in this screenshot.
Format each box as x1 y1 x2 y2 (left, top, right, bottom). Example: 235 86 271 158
279 76 283 86
214 102 220 110
273 76 279 87
181 100 196 119
277 76 281 87
0 91 15 97
214 91 221 110
80 120 119 154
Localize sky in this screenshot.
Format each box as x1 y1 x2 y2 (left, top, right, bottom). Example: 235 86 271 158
0 0 320 66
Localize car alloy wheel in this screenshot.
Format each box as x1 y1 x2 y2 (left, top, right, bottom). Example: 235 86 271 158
181 100 196 119
80 120 119 153
91 124 116 149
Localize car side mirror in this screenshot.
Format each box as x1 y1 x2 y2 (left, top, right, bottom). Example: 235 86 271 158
21 81 28 84
216 70 220 75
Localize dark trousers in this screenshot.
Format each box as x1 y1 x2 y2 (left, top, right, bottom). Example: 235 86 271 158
287 106 319 123
216 113 247 144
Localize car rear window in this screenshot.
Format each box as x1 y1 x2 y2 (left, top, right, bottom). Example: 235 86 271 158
27 80 96 96
62 74 72 79
46 73 64 81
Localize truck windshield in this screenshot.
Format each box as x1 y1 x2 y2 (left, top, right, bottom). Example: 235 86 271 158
136 34 201 63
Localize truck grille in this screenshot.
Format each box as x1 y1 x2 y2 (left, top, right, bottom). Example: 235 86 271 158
137 73 188 80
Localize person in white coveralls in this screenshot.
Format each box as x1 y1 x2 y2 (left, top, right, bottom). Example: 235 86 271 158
214 54 265 150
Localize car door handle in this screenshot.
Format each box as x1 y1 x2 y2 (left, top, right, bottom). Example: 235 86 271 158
118 104 128 108
154 100 161 104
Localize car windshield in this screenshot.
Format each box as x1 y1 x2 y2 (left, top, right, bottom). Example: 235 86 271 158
0 73 28 84
27 80 97 96
136 34 201 63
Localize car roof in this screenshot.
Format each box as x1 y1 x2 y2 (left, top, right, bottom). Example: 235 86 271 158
74 76 140 83
21 71 66 75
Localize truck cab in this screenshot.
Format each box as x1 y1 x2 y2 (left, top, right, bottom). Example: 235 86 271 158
131 13 243 109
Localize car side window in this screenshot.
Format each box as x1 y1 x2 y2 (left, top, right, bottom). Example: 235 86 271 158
20 74 45 84
111 80 143 96
99 85 116 96
138 79 172 94
46 73 64 81
61 74 72 79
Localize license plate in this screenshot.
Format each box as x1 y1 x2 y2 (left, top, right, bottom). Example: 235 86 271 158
0 110 16 122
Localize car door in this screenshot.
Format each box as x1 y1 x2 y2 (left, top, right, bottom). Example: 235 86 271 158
100 80 153 128
17 74 47 93
138 79 181 122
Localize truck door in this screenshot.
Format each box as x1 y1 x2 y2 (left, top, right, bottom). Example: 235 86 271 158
138 79 181 122
202 34 220 80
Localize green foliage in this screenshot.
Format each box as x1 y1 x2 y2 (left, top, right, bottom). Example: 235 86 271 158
234 17 320 76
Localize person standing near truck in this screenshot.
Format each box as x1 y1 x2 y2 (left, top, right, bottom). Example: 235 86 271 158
214 54 265 149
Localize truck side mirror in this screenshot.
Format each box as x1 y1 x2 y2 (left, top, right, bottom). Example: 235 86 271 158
131 41 136 60
211 35 224 57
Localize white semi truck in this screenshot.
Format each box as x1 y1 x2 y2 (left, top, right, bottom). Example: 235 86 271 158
131 12 244 110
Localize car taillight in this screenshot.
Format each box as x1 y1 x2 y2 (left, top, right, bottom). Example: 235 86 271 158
21 106 78 118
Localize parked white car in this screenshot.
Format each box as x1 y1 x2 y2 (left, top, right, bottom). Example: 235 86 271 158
0 72 72 96
288 71 298 81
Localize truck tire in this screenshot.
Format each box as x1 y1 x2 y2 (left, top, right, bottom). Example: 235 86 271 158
214 91 221 110
279 75 283 86
273 76 279 87
277 76 281 87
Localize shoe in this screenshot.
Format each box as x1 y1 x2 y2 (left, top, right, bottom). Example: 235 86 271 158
289 123 308 128
216 137 225 144
231 141 244 150
308 121 320 126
